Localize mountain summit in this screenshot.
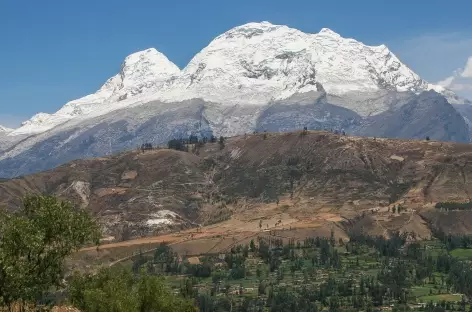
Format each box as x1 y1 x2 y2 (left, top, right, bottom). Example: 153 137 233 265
12 48 180 136
10 22 463 136
160 21 440 112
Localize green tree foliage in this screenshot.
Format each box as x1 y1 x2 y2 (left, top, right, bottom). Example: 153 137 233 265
219 136 225 150
168 138 187 151
140 142 153 152
250 239 256 252
434 229 472 250
435 201 472 211
349 232 407 257
268 288 318 312
152 242 181 274
68 267 195 312
186 262 212 278
0 195 100 306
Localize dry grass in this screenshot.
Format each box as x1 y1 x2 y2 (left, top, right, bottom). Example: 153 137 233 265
5 131 472 271
70 201 355 269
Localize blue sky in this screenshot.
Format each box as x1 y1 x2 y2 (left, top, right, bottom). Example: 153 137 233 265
1 0 472 127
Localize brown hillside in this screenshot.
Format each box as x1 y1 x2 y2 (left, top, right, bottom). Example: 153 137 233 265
2 131 472 244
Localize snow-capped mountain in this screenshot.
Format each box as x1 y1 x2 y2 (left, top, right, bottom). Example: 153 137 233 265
1 21 471 178
9 22 464 137
12 48 180 135
161 23 433 112
0 126 18 154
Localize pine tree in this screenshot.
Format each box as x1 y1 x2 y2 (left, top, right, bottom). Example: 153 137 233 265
219 136 225 150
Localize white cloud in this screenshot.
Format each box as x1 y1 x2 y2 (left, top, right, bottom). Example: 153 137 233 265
461 57 472 78
388 32 472 101
388 32 472 81
436 57 472 99
437 76 455 87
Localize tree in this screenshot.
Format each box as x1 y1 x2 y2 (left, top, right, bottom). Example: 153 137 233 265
68 268 195 312
0 195 101 307
137 272 195 312
141 142 153 152
250 239 256 252
219 136 225 150
68 269 137 312
330 228 336 247
243 245 249 258
258 281 266 296
256 266 262 278
168 139 186 151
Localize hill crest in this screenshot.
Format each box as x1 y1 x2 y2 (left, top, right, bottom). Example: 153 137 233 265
2 131 472 242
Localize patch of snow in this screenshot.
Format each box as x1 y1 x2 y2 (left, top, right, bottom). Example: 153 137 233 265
145 210 179 226
71 181 91 206
464 116 472 128
146 218 174 226
230 147 242 160
390 155 404 162
57 181 91 207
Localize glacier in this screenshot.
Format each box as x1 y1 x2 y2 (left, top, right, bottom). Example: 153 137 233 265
8 21 467 137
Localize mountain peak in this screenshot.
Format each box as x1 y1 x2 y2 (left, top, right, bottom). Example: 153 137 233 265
7 21 466 138
318 27 341 37
172 21 434 110
119 48 180 87
12 48 182 136
231 21 277 30
216 21 288 41
121 48 171 66
238 21 274 28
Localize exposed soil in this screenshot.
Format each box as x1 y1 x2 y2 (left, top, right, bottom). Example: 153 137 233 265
3 131 472 264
